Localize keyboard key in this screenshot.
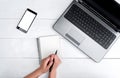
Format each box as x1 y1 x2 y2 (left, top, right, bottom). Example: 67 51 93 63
64 4 116 49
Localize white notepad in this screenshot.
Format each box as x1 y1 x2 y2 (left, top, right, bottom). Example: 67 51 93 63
37 36 60 59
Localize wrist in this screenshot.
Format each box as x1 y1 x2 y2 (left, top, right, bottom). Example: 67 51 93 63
49 69 56 78
25 67 43 78
50 69 56 74
36 67 43 76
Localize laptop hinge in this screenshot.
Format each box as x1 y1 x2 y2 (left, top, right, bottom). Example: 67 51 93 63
81 1 119 32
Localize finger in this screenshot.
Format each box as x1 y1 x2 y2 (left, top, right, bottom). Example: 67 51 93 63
50 55 55 61
49 54 55 57
50 57 53 62
55 55 61 64
48 54 54 61
54 55 61 62
55 55 60 59
47 61 53 69
46 55 54 65
49 54 52 57
54 55 57 60
44 57 50 64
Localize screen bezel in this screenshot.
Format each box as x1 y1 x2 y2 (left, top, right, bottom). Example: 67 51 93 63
83 0 120 32
17 8 37 33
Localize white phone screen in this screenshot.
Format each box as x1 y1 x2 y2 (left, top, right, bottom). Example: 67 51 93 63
17 9 37 32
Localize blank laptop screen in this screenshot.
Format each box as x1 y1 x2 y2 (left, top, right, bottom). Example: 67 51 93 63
84 0 120 30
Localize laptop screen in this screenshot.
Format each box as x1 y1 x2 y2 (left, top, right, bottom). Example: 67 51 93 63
84 0 120 31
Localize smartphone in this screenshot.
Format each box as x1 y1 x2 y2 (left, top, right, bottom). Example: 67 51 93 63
17 8 37 33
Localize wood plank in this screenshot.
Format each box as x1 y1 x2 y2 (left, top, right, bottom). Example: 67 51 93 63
0 59 120 78
0 20 57 38
0 37 120 59
0 39 39 58
0 59 39 78
0 0 72 19
57 59 120 78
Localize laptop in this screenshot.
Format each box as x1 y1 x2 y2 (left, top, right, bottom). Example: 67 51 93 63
53 0 120 62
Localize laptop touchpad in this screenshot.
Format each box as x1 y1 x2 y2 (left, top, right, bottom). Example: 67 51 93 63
65 29 85 46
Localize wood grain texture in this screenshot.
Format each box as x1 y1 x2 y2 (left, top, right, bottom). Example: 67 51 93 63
0 59 120 78
0 0 72 19
0 0 120 78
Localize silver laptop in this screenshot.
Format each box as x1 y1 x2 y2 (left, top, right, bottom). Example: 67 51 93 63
53 0 120 62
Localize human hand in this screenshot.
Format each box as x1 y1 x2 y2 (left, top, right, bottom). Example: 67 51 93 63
48 55 61 78
50 54 61 72
39 56 53 73
25 56 53 78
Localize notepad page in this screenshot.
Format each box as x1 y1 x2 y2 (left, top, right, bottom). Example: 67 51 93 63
37 36 60 59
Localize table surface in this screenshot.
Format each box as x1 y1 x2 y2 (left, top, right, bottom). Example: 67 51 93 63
0 0 120 78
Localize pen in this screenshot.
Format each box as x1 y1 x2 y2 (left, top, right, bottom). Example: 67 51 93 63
49 50 57 72
55 50 57 55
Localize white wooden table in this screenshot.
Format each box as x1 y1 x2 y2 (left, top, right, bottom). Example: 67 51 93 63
0 0 120 78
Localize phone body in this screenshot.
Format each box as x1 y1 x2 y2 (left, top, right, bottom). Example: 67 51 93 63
17 8 37 33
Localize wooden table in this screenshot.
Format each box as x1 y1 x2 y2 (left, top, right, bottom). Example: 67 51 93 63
0 0 120 78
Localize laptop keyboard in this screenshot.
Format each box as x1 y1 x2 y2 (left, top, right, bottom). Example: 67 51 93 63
64 4 116 49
